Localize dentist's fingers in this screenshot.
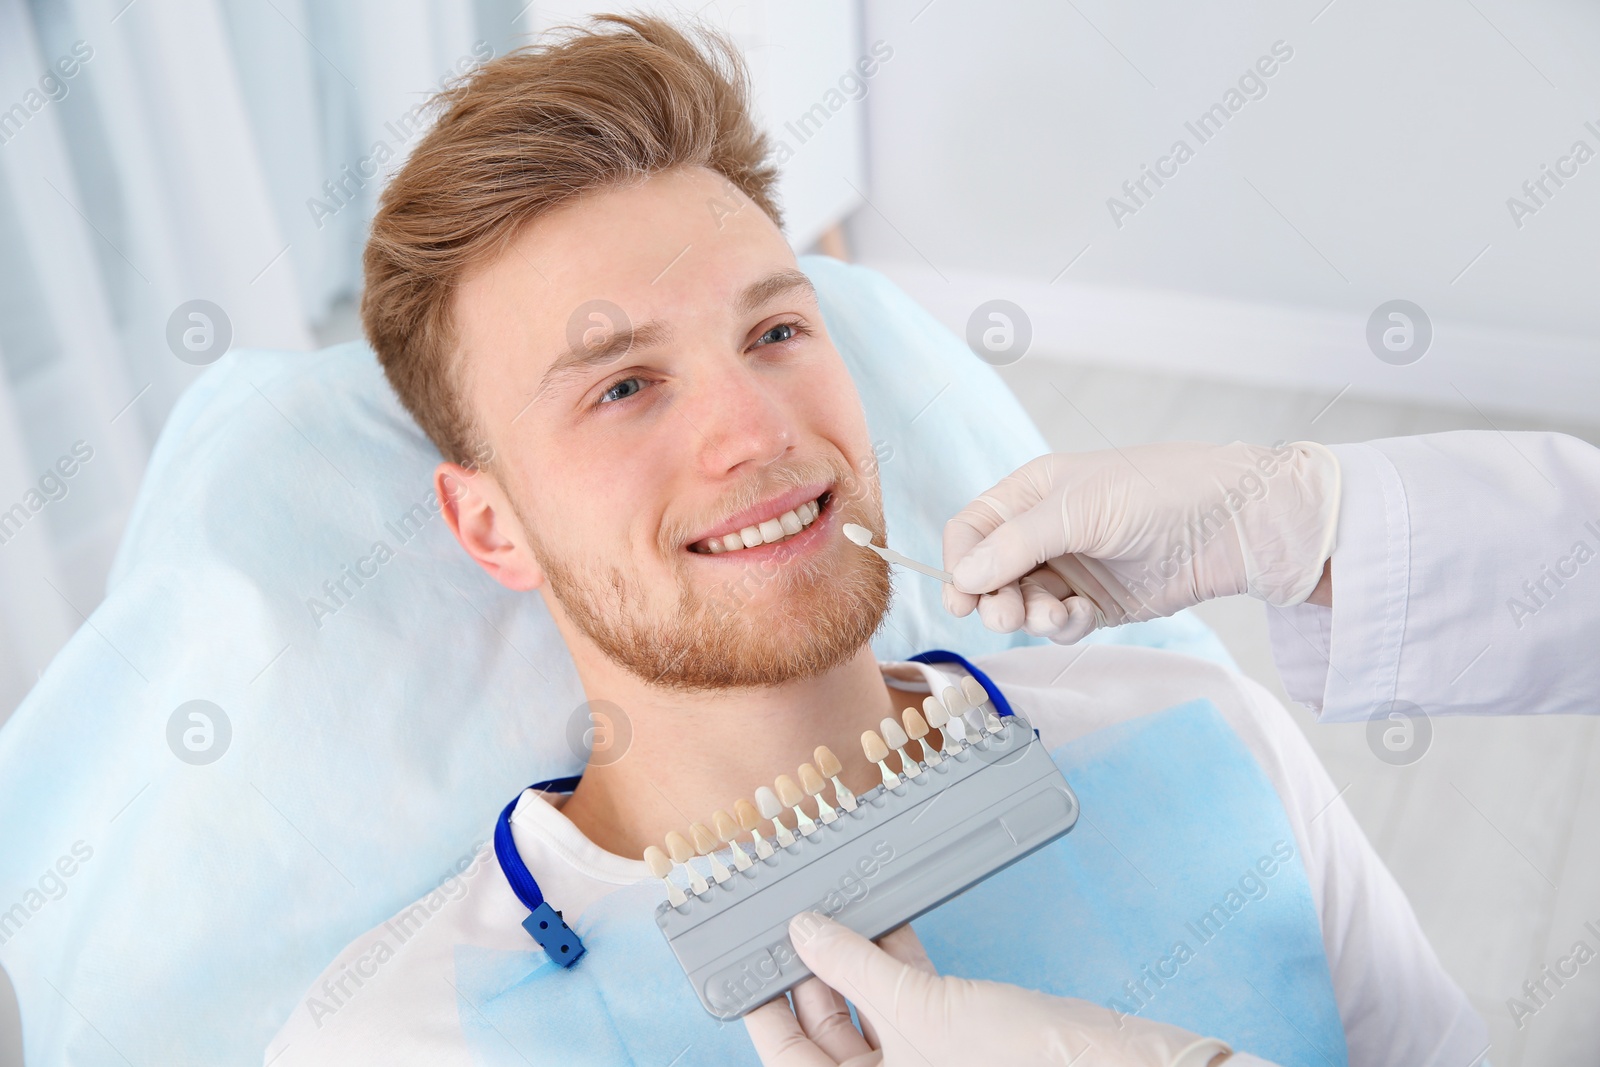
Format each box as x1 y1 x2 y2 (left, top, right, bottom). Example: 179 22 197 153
942 455 1061 609
942 578 979 619
975 582 1026 634
942 517 985 618
790 977 872 1063
743 996 842 1067
1051 598 1098 645
853 923 936 1051
779 916 939 1055
951 488 1089 597
1019 574 1069 636
937 466 1026 627
789 915 944 1055
1020 571 1098 644
873 922 938 976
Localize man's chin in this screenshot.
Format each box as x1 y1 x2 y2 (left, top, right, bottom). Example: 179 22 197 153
565 556 892 692
668 569 889 689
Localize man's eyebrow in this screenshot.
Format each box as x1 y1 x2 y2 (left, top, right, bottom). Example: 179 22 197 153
735 268 816 316
535 319 673 399
530 269 813 402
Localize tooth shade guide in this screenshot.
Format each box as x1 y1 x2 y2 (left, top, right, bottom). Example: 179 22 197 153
929 691 966 751
643 845 672 877
878 716 908 750
839 522 954 583
690 822 732 883
799 762 838 823
644 845 689 906
815 745 857 812
714 808 754 870
664 830 708 895
878 715 921 778
861 730 888 763
755 785 796 847
664 831 694 865
773 774 803 809
754 786 782 820
903 706 941 766
941 686 975 747
960 675 1004 733
813 745 842 778
861 729 901 789
775 773 819 836
649 709 1083 1023
735 797 776 860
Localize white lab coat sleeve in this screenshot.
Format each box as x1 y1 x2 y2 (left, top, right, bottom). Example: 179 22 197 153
1227 669 1485 1067
1267 430 1600 722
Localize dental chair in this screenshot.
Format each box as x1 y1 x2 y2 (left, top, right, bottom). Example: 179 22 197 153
0 256 1228 1066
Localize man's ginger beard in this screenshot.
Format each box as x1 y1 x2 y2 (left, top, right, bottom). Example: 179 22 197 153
515 458 892 691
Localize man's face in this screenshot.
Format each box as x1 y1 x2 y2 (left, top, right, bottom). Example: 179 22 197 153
450 166 890 690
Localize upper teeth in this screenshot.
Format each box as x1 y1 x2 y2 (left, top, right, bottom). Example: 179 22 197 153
701 498 822 554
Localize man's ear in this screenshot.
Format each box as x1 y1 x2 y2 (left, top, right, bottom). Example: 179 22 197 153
435 461 546 591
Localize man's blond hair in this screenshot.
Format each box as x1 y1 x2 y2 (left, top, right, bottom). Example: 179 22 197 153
362 15 781 465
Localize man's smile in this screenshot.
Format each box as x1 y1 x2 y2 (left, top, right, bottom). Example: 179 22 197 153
686 485 834 560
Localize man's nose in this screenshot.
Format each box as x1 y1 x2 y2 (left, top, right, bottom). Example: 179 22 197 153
689 363 796 477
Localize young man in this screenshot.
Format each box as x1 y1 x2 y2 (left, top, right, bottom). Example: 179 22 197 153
268 17 1483 1066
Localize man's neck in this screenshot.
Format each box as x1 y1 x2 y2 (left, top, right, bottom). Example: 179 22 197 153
557 644 901 859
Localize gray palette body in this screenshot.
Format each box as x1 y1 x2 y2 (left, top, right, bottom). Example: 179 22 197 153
654 714 1080 1019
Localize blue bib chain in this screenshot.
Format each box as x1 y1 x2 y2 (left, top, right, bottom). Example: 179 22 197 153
495 775 588 967
494 651 1006 969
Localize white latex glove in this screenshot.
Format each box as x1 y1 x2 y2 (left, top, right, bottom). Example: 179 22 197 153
942 442 1340 643
744 912 1245 1067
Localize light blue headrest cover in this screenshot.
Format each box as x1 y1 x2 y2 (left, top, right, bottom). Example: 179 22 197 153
0 256 1228 1065
454 701 1346 1066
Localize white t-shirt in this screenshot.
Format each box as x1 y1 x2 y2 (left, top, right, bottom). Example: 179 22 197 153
265 644 1485 1067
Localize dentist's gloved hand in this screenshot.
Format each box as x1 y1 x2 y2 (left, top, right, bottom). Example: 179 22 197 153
942 442 1340 643
745 913 1257 1067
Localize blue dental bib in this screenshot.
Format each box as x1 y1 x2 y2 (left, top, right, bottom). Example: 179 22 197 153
453 700 1348 1066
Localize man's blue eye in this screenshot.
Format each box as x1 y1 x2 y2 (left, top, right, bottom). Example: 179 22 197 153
759 323 795 346
601 378 643 403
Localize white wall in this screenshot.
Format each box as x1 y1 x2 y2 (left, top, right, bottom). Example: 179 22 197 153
850 0 1600 420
